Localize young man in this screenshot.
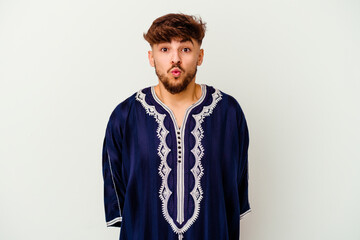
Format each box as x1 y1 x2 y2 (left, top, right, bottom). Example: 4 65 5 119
102 13 251 240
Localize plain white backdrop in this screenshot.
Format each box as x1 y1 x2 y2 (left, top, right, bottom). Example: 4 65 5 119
1 0 359 239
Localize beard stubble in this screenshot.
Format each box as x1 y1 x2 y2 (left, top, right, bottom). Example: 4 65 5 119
154 62 197 94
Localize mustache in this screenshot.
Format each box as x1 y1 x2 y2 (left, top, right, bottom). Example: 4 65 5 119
167 64 185 73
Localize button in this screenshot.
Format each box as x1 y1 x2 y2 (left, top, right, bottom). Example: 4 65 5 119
177 131 180 134
178 160 181 163
178 141 181 144
178 155 181 158
178 146 181 149
177 136 181 139
178 151 181 154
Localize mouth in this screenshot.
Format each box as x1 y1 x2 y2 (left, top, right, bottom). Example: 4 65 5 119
170 68 182 78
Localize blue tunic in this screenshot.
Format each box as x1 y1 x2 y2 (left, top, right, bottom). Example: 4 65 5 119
102 84 250 240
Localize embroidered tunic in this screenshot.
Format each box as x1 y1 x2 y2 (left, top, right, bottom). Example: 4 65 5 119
102 84 250 240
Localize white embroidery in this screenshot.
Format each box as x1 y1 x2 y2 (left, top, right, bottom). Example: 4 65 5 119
182 88 223 233
106 216 122 226
107 151 122 219
136 87 222 238
135 90 173 226
151 85 207 227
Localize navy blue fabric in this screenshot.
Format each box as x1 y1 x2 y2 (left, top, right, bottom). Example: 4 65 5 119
102 84 250 240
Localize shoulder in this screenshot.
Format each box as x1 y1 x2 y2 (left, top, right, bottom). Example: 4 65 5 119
109 92 136 122
108 86 150 126
207 84 246 120
213 86 248 132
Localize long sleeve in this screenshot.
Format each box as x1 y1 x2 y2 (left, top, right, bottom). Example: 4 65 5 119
102 111 126 227
237 105 251 220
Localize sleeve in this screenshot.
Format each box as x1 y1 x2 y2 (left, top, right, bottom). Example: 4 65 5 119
102 111 126 227
237 105 251 220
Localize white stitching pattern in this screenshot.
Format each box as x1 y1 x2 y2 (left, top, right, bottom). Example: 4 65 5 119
135 90 174 230
106 216 123 226
107 150 122 220
135 87 222 237
184 88 223 232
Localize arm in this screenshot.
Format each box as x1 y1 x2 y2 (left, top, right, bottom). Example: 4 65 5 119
237 105 251 220
102 112 126 227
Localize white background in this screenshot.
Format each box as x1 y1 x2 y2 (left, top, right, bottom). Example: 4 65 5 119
1 0 359 239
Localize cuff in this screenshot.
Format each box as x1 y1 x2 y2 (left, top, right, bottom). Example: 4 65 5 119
106 217 122 227
240 208 251 220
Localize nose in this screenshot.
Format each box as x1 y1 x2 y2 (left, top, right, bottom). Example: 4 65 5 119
171 51 181 65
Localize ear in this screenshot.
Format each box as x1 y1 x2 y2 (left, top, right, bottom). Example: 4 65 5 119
197 49 204 66
148 50 155 67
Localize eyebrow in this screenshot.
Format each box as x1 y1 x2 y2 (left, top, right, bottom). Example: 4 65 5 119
157 39 194 46
164 38 194 44
180 38 194 45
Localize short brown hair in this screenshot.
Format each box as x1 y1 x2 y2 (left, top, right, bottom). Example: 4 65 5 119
143 13 206 46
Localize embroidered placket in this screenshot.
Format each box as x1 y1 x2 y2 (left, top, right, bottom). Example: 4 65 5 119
137 85 222 239
152 85 206 227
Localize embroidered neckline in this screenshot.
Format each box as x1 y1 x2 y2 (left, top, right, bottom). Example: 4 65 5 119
135 90 173 228
151 84 207 226
150 84 206 131
135 86 223 239
188 88 222 231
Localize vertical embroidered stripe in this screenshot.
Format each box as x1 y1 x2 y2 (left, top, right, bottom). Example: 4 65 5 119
107 151 122 219
151 85 207 228
137 86 222 238
187 88 222 232
135 90 173 230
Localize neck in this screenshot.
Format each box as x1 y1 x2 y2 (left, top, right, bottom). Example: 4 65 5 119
154 80 201 108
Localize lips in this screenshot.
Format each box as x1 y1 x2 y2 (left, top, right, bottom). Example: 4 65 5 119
170 68 181 77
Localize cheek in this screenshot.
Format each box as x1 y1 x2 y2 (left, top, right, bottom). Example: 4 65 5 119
154 60 169 72
184 57 199 67
154 55 170 66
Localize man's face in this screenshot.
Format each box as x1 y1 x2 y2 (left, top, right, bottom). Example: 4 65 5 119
148 38 204 94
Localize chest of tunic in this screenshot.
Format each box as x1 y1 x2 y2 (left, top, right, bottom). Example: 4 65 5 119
134 85 222 239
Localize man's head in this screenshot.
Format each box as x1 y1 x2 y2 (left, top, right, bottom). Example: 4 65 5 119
144 13 207 94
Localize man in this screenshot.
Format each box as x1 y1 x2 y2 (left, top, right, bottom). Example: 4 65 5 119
102 13 251 240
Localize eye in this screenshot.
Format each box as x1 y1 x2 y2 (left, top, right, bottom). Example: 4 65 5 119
161 47 168 52
182 48 191 53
